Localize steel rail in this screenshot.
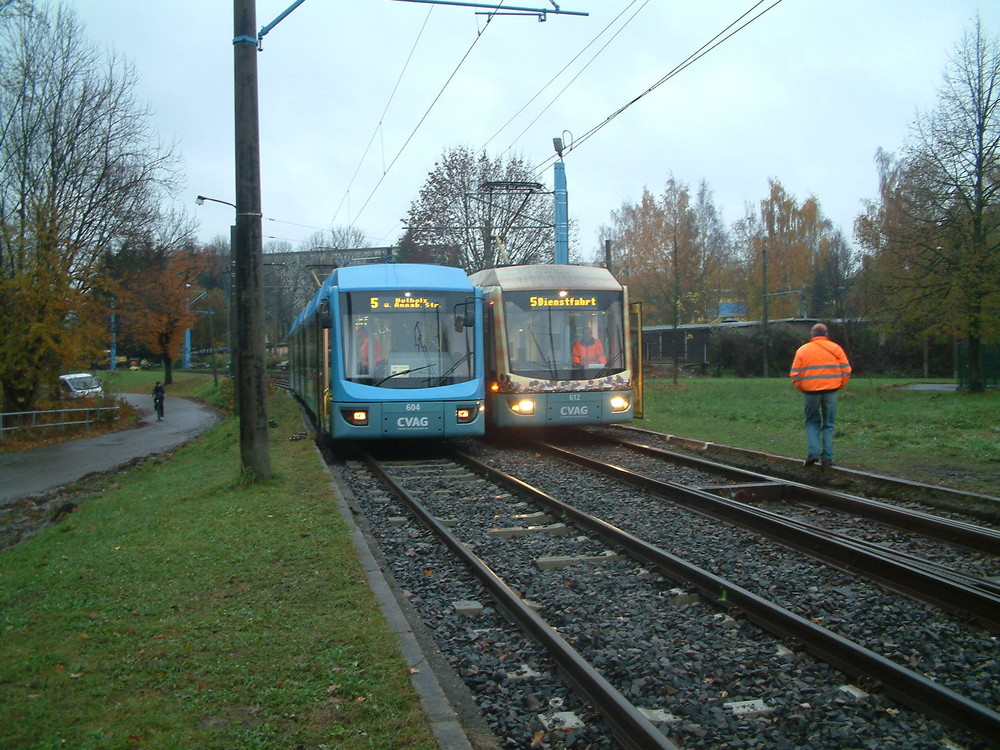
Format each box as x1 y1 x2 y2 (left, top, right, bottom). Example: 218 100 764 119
609 423 1000 525
537 441 1000 630
452 449 1000 747
595 431 1000 555
359 451 680 750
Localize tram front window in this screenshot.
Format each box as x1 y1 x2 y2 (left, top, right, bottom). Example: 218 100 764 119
503 290 625 380
341 291 476 388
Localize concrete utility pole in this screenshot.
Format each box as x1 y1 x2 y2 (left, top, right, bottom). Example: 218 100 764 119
233 0 271 479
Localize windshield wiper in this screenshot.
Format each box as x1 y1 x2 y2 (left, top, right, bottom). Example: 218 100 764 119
529 329 556 372
435 352 473 386
374 362 435 387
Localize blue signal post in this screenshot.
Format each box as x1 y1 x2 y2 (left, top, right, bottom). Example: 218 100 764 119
553 137 568 265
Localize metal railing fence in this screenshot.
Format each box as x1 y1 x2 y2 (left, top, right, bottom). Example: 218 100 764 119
0 406 121 442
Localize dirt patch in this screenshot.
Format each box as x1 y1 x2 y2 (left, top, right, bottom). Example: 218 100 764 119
0 453 156 553
0 487 91 551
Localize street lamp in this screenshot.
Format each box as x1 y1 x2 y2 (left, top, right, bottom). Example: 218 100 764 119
196 195 237 209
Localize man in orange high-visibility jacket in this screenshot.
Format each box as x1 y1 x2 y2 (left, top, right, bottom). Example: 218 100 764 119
359 332 385 376
789 322 851 468
572 329 607 367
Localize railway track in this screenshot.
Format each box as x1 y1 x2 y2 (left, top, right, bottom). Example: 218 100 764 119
527 432 1000 630
332 436 1000 748
598 427 1000 551
608 424 1000 525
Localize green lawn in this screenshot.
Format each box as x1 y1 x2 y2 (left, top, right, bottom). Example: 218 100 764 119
0 385 437 750
638 376 1000 496
100 369 233 409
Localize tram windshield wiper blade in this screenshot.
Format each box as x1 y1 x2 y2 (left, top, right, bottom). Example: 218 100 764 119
435 352 473 386
374 362 435 386
529 328 558 377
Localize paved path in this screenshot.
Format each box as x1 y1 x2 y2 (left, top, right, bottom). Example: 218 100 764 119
0 393 220 506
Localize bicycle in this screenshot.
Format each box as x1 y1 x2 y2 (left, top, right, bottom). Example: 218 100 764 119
153 395 164 421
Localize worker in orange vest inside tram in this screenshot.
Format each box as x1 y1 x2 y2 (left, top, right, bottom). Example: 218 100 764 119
572 328 607 366
358 329 385 375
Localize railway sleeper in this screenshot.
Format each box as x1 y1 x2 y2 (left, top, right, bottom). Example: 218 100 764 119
534 550 624 569
490 522 574 538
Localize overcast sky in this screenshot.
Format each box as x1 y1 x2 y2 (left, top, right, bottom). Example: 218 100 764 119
66 0 1000 262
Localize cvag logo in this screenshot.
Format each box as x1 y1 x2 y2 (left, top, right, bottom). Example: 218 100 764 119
397 416 430 428
560 406 589 416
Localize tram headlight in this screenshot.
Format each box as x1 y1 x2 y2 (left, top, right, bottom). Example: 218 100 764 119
455 404 479 424
508 398 535 415
609 395 630 413
342 409 369 426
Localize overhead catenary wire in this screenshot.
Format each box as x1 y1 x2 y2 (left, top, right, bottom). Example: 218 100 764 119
479 0 648 155
487 0 650 159
531 0 786 178
346 7 502 239
330 5 437 230
327 0 782 244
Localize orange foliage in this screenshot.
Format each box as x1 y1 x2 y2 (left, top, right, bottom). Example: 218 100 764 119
115 251 208 364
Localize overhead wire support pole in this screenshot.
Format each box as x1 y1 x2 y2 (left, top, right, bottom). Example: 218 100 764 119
231 0 309 481
257 0 308 47
233 0 275 480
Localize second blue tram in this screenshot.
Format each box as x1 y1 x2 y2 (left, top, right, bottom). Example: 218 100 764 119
469 264 633 428
288 264 485 439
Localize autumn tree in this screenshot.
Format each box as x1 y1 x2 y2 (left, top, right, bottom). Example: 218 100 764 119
690 181 738 322
0 212 109 407
736 180 855 319
606 177 734 382
111 245 207 385
0 4 182 407
856 21 1000 391
732 180 856 375
404 146 553 272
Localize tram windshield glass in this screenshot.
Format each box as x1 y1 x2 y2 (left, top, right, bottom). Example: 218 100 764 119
341 291 476 388
502 290 626 380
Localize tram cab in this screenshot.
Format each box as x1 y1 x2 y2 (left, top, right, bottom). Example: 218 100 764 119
469 264 633 428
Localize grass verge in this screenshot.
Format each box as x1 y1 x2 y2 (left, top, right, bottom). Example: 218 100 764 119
0 390 438 750
639 376 1000 496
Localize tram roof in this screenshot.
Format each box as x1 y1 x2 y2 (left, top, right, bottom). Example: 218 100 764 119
469 264 622 291
325 263 473 292
289 263 475 337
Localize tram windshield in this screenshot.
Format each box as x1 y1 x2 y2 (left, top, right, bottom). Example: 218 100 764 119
341 291 476 388
502 290 626 381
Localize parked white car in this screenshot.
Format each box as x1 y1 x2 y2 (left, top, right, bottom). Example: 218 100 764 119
59 373 104 399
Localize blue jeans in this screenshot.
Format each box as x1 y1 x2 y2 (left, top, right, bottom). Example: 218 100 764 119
803 390 838 462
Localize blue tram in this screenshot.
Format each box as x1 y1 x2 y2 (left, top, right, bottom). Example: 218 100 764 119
288 264 485 439
468 264 633 428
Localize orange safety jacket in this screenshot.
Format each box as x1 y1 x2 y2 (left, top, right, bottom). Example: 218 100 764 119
789 336 851 392
572 338 607 365
360 336 385 367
